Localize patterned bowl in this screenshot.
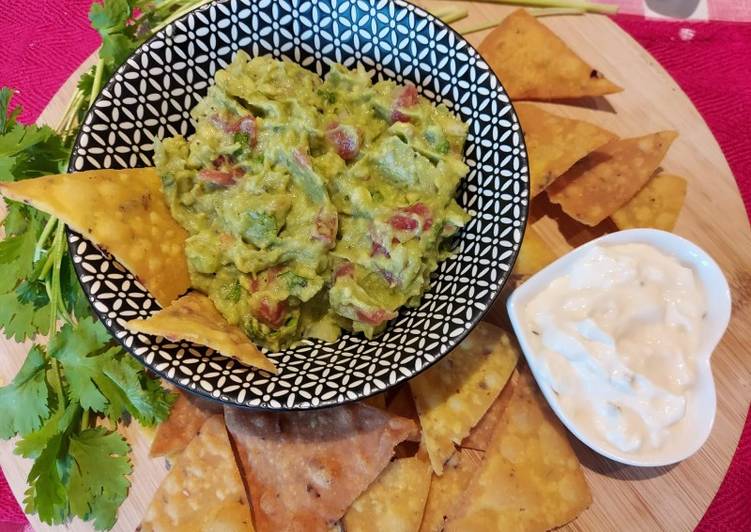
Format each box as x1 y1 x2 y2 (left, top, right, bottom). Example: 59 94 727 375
68 0 529 410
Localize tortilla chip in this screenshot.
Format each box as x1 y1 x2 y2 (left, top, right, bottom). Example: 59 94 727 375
139 415 254 532
479 9 622 100
461 371 517 451
419 452 476 532
611 173 688 231
419 374 517 532
126 292 276 373
0 168 189 306
547 131 679 226
516 103 617 196
364 393 387 410
444 370 592 532
343 454 432 532
225 403 418 532
409 322 519 474
149 390 222 458
513 226 558 277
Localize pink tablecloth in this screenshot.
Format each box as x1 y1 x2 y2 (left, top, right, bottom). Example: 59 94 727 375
0 1 749 530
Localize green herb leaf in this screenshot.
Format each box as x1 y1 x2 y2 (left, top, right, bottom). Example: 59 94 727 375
100 351 175 426
89 0 132 31
0 346 51 438
48 318 113 412
15 403 79 459
23 432 69 525
0 88 21 134
68 428 132 530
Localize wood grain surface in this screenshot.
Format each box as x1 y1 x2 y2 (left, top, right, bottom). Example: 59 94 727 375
2 3 750 530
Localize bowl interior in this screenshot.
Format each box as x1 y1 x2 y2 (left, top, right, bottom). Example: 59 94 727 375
68 0 529 410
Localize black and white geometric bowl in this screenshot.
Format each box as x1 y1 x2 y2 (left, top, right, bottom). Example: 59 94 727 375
68 0 529 410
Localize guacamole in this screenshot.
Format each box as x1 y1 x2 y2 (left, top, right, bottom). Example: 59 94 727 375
155 52 470 350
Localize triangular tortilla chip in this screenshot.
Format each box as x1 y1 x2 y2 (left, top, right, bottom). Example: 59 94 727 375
479 9 622 100
139 415 254 532
547 131 679 226
409 322 519 474
225 403 418 532
149 390 222 457
516 103 617 195
126 292 276 373
0 168 189 306
342 454 432 532
512 225 558 277
419 452 476 532
460 370 517 451
611 173 688 231
444 369 592 532
420 374 517 532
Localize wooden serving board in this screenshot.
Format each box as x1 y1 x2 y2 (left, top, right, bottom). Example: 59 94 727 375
2 4 751 531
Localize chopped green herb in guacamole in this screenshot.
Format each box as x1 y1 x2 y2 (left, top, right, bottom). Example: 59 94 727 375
155 52 470 350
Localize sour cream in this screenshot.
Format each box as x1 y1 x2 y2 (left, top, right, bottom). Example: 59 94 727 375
523 243 706 454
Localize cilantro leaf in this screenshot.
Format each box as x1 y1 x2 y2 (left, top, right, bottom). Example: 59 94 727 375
68 428 131 530
89 0 132 31
0 292 51 341
60 255 93 321
0 219 38 292
0 88 21 134
0 346 50 438
23 432 69 525
15 403 79 459
16 279 50 309
48 317 112 412
100 351 175 426
100 33 137 66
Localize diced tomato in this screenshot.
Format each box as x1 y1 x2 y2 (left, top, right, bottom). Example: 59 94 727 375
313 209 338 247
198 169 237 187
325 122 361 161
370 241 390 258
334 262 355 279
379 268 398 287
209 113 257 147
389 214 419 232
248 265 283 293
403 202 433 230
355 308 396 326
390 83 419 123
256 298 287 329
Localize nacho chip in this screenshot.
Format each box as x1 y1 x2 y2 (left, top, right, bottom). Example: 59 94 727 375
512 226 558 277
420 374 517 532
126 292 276 373
139 415 254 532
479 9 622 100
0 168 189 306
444 370 592 532
225 403 418 532
409 322 519 474
149 390 222 458
547 131 679 226
611 173 688 231
419 452 476 532
343 454 432 532
461 371 517 451
364 393 387 410
516 103 617 196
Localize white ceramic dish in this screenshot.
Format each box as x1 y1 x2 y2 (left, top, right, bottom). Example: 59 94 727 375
507 228 731 467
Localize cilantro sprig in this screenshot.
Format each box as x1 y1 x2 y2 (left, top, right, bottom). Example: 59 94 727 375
0 0 208 528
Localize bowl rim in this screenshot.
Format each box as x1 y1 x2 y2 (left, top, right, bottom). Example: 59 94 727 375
506 228 731 466
65 0 531 410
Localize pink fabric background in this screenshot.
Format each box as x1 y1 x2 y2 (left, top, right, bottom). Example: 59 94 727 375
0 1 749 530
